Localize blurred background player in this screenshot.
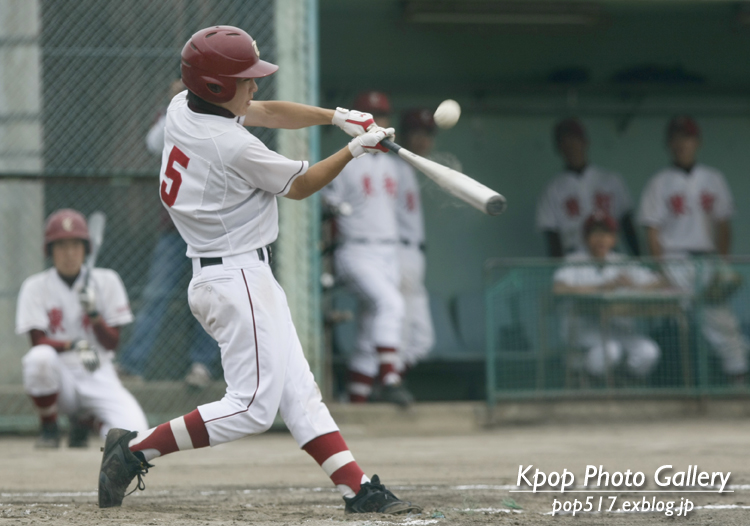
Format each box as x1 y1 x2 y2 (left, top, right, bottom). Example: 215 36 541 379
395 109 436 377
321 91 411 407
16 209 148 448
537 118 640 258
553 212 663 379
118 79 220 388
639 116 749 382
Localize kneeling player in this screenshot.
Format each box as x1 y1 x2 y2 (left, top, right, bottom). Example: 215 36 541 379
16 209 148 448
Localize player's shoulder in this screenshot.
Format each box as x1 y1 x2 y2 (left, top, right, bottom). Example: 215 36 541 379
91 267 125 286
19 268 53 290
543 171 577 193
695 163 726 181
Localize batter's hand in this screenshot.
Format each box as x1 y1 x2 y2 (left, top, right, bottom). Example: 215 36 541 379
74 340 100 372
348 126 395 158
332 107 375 137
79 286 98 318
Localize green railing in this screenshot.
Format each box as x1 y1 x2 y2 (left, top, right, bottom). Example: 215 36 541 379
485 256 750 404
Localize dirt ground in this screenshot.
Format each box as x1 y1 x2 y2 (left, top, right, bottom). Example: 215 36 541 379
2 416 750 525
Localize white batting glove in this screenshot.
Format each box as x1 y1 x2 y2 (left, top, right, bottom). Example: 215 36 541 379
348 126 395 158
332 107 375 137
79 286 98 318
73 340 100 373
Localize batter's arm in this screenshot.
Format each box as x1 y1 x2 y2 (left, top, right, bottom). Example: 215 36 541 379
91 318 120 350
285 147 353 200
29 329 70 353
244 101 334 129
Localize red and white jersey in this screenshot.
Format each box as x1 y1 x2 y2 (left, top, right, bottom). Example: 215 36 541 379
553 251 659 288
160 91 307 258
322 153 399 242
536 165 633 254
15 268 133 354
638 164 733 256
395 161 425 246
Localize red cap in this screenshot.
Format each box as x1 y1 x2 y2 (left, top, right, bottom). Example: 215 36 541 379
401 108 436 133
666 116 700 140
44 209 90 255
554 118 587 145
583 211 618 238
181 26 278 104
352 91 391 115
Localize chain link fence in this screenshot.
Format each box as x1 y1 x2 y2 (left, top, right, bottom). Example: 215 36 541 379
0 0 322 431
485 257 750 402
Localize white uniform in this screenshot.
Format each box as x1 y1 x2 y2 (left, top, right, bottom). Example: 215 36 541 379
322 154 404 381
395 160 434 368
159 91 338 446
16 268 147 437
553 252 661 377
537 165 633 254
639 164 748 375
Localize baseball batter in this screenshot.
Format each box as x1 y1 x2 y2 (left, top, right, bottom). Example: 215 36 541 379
322 91 412 407
553 213 662 378
639 116 748 379
537 118 640 257
395 109 436 373
17 209 148 448
97 26 420 515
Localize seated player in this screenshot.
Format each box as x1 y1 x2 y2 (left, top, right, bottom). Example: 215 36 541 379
16 209 148 448
553 212 664 378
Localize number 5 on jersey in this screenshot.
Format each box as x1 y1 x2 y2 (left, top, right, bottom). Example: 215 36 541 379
161 146 190 207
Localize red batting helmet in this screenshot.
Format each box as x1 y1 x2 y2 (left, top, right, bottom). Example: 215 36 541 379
583 211 618 238
353 91 391 115
666 115 700 140
44 209 90 256
401 109 436 133
181 26 278 104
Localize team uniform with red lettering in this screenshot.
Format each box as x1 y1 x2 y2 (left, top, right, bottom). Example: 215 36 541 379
537 166 633 254
17 268 147 437
639 164 748 375
394 160 434 369
322 154 405 401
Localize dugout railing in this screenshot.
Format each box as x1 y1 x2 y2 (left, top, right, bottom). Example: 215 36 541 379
484 256 750 404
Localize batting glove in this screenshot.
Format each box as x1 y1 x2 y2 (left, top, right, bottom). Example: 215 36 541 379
73 340 100 373
332 107 375 137
348 126 395 158
79 286 98 318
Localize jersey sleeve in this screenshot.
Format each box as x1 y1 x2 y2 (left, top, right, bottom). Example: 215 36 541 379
712 171 734 220
638 176 665 227
536 183 559 231
231 139 308 196
15 277 48 335
96 271 134 327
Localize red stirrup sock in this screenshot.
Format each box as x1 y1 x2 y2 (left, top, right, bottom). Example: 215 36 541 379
31 393 58 424
128 409 210 462
377 347 401 385
303 431 369 498
348 371 374 403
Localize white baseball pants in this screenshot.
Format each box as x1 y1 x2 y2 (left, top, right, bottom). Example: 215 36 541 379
22 345 148 437
188 250 339 447
398 245 434 368
334 243 404 378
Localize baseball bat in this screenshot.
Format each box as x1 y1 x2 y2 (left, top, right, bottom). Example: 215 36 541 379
381 138 507 216
83 211 106 289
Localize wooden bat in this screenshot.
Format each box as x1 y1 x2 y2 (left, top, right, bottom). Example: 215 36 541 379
381 138 507 216
83 211 106 289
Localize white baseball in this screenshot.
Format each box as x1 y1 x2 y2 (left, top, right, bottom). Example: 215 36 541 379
434 99 461 129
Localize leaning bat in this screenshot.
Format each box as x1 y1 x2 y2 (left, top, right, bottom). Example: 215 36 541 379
83 211 106 289
381 138 507 216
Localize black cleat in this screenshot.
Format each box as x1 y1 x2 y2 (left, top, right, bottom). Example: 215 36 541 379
35 421 60 449
344 475 422 514
68 416 90 448
98 428 153 508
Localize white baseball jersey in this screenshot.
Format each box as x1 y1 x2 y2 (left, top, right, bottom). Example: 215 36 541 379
160 91 307 257
16 268 133 355
395 161 425 246
321 154 399 242
638 164 733 255
537 165 633 254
